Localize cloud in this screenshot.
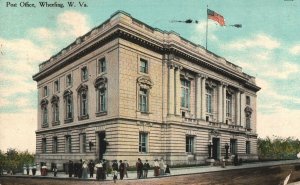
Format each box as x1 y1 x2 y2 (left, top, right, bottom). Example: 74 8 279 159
190 20 221 45
263 62 300 79
289 44 300 55
226 34 281 50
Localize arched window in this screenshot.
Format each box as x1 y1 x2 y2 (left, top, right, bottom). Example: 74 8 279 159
63 90 73 123
77 84 89 120
137 76 153 113
94 76 107 115
40 99 49 128
51 95 59 125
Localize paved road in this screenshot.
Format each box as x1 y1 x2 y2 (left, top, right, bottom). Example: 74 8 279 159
1 160 300 185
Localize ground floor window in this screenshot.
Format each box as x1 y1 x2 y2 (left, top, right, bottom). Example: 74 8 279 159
139 132 148 153
186 136 194 153
65 135 72 153
230 139 237 154
52 137 58 153
246 141 250 154
80 133 86 153
42 138 46 153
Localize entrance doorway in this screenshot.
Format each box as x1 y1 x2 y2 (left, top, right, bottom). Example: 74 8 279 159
98 132 106 160
212 138 220 160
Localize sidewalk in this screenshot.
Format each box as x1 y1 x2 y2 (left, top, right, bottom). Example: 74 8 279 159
11 159 300 181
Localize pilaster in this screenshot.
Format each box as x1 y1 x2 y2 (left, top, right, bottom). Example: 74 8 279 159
195 74 201 119
236 90 241 125
174 65 182 116
217 83 223 123
167 62 175 115
201 76 207 120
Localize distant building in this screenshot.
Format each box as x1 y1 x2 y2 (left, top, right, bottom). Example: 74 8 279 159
33 11 260 169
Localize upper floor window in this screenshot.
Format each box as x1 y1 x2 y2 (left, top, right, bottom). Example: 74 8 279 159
139 132 148 153
43 86 48 97
81 66 88 81
98 58 106 74
40 99 49 128
80 91 88 117
63 90 73 122
226 93 232 118
140 58 148 73
206 87 213 113
246 96 251 105
139 88 148 112
52 137 58 153
186 136 194 153
54 80 59 92
66 74 72 87
246 117 251 129
94 77 108 115
181 79 190 109
51 96 59 124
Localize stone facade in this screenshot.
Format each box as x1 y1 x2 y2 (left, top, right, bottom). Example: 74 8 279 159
33 11 260 170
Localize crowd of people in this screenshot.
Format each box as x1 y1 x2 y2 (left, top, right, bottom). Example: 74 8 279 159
66 158 170 182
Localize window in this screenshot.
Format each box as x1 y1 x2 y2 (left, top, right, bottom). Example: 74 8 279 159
139 58 148 73
230 139 237 154
66 74 72 87
181 80 190 109
43 86 48 97
65 135 71 153
53 102 59 123
42 106 48 126
139 132 148 153
80 91 88 116
42 138 46 153
98 88 106 112
246 141 250 154
64 91 73 122
52 137 58 153
81 66 88 81
186 136 194 153
80 133 86 153
226 93 232 118
206 87 213 113
246 96 250 105
139 88 148 112
54 80 59 92
98 58 106 73
246 118 251 129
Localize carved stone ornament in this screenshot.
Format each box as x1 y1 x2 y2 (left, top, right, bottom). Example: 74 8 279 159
77 84 88 92
40 99 48 106
210 129 220 136
51 95 59 103
206 80 216 89
63 89 73 97
244 106 253 118
227 88 235 95
137 76 153 89
94 76 107 89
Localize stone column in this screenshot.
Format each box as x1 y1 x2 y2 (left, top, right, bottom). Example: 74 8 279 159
223 84 227 123
236 91 241 125
218 83 223 123
174 65 182 116
240 91 246 127
167 62 175 115
201 76 207 120
195 74 201 119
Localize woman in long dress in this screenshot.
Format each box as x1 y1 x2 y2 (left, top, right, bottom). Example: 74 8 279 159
82 161 88 179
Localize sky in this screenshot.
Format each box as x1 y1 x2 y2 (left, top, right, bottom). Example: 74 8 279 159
0 0 299 153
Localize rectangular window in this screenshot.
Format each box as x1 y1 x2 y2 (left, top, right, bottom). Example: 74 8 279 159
226 94 232 118
66 74 72 87
80 92 88 116
98 88 107 112
246 141 250 154
181 80 190 109
230 139 237 154
54 80 59 92
246 96 251 105
246 118 251 129
42 138 46 153
53 103 59 123
80 134 86 153
66 96 72 119
139 132 148 153
206 88 212 113
43 107 48 125
52 137 58 153
81 67 88 81
43 86 48 97
140 58 148 73
98 58 106 73
65 135 71 153
186 136 194 153
139 88 148 112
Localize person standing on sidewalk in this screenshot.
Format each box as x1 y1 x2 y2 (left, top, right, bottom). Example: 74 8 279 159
82 161 88 179
119 160 125 180
143 160 150 178
165 164 170 175
53 165 58 177
136 158 143 179
159 159 165 176
68 160 74 177
124 160 129 178
153 159 160 177
88 160 95 178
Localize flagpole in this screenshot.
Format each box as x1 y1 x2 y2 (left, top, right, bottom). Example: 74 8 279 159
206 5 208 50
